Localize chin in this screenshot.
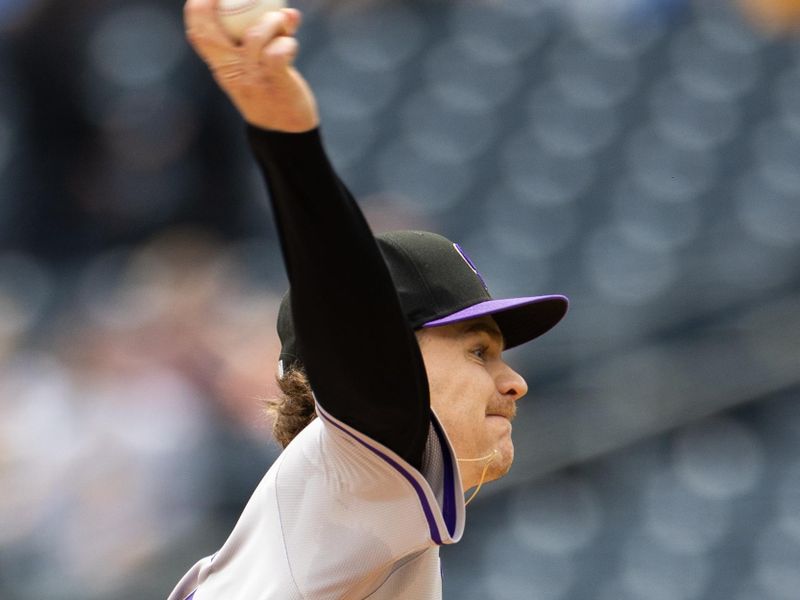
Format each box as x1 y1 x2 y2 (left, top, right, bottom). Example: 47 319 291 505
489 440 514 479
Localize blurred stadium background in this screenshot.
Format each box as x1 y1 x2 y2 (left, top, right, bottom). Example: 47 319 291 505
1 0 799 598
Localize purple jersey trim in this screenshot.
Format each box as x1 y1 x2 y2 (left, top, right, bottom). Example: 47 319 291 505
430 416 457 537
316 406 448 545
183 592 195 600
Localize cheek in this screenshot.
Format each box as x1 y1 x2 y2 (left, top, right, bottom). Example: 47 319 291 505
459 371 494 420
429 368 489 439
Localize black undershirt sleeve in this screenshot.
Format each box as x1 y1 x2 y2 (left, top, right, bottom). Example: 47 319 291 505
247 125 430 471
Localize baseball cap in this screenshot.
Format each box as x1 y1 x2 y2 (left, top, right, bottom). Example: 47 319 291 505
277 231 568 374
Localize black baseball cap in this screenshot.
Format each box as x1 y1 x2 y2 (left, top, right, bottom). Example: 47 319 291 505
277 231 568 374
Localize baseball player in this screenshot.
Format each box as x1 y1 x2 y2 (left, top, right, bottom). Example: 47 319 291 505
170 3 568 599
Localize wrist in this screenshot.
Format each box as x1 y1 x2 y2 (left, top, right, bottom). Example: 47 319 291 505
244 113 319 133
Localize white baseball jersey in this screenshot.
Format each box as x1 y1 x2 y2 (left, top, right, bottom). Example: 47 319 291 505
168 400 465 599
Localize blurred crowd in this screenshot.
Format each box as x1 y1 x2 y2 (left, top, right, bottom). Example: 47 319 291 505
0 228 290 597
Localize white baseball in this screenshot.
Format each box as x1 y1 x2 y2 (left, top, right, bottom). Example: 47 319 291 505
216 0 288 43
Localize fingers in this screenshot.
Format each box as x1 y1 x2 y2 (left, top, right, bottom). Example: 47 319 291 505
281 8 302 35
186 0 301 73
242 10 293 65
184 0 237 63
261 35 299 72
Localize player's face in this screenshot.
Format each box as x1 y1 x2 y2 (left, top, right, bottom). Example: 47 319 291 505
417 316 528 493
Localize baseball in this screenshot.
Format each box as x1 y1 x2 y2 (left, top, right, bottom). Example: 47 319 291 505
216 0 288 43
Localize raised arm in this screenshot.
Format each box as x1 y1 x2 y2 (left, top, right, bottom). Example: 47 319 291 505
184 1 430 468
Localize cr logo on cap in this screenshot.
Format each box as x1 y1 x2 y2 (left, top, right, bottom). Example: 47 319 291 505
453 243 489 293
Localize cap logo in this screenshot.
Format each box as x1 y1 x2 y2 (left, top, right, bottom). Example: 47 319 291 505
453 243 489 292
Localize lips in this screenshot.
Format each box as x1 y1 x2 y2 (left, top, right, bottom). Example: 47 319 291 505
486 412 514 421
486 400 517 422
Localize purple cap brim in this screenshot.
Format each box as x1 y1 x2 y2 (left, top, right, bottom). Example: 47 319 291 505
422 295 569 350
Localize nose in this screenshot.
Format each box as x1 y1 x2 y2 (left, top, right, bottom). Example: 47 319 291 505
497 363 528 402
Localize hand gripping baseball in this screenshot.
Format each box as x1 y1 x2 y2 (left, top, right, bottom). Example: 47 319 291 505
184 0 319 132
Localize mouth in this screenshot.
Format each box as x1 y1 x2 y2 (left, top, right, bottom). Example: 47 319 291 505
486 414 513 426
486 403 516 422
486 411 514 421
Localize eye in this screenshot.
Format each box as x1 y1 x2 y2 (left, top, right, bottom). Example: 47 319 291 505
471 345 488 361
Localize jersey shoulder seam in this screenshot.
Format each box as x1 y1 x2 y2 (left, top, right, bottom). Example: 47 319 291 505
274 455 306 600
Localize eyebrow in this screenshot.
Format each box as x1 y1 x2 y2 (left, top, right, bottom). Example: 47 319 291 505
462 322 505 349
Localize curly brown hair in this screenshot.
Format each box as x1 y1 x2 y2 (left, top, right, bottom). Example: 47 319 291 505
264 367 317 448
